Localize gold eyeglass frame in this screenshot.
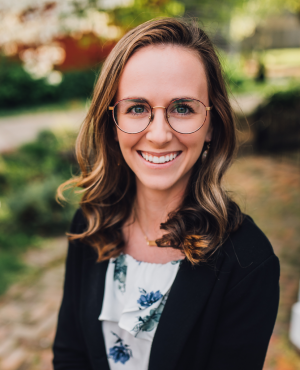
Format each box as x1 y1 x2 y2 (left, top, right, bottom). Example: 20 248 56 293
108 97 213 134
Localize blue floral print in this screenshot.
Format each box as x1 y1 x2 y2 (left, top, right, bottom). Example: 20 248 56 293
113 254 127 292
108 332 132 364
132 293 168 335
137 288 163 309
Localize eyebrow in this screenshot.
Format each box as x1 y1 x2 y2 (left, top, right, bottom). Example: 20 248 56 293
120 96 199 103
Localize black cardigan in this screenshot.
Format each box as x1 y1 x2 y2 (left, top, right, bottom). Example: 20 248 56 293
53 209 280 370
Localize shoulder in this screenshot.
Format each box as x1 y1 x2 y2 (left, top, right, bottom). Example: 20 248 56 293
67 208 97 262
216 214 280 290
69 207 88 234
223 214 275 266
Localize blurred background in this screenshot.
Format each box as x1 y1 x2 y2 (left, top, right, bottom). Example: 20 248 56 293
0 0 299 369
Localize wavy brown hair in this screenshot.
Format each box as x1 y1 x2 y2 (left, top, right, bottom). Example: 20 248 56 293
57 17 243 264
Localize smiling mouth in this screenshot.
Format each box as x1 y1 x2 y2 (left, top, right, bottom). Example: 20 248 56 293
138 151 181 164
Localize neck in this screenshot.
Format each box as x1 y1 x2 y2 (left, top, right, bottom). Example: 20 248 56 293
134 176 189 239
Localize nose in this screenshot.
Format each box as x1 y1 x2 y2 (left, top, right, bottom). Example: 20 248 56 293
145 107 173 145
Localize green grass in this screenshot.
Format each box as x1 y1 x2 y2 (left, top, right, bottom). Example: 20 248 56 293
229 77 300 96
0 236 67 296
0 251 27 295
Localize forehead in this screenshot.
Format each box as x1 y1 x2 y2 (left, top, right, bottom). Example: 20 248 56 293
116 44 208 103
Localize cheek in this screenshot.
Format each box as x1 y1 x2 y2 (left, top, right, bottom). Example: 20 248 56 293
182 134 206 160
185 120 212 159
116 131 140 161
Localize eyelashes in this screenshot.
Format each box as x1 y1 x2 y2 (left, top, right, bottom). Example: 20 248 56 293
125 103 196 115
171 103 196 115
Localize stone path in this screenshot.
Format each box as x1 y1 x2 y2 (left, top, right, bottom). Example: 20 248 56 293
0 108 86 153
230 93 264 116
0 238 68 370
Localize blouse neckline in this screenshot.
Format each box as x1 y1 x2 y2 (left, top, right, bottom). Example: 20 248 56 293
121 252 186 266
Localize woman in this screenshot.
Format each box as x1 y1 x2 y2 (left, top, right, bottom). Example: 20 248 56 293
53 18 280 370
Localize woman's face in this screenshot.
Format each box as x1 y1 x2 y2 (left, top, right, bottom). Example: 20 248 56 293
115 45 212 193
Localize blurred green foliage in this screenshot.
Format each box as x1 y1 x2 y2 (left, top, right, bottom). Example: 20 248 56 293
104 0 184 31
183 0 243 23
250 85 300 153
183 0 300 26
260 85 300 110
221 52 264 94
0 130 79 294
68 0 184 32
78 0 300 30
221 51 300 96
0 55 98 110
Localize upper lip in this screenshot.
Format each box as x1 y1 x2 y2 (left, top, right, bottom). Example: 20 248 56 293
138 150 181 156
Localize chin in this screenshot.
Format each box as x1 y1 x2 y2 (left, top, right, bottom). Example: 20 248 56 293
137 175 182 192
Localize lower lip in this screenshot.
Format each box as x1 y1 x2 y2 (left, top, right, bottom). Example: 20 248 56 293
137 151 182 168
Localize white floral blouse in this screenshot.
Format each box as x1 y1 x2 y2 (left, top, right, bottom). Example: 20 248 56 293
98 253 183 369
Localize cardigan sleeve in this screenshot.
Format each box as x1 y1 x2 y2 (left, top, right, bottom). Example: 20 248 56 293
207 254 279 370
206 254 280 370
52 210 93 370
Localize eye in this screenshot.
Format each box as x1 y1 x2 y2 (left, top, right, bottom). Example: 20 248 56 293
132 105 145 114
170 103 195 115
126 104 149 115
176 105 189 114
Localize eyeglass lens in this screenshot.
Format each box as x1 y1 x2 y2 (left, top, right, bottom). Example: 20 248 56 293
113 98 207 134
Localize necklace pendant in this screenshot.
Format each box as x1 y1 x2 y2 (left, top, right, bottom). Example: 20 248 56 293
147 240 157 246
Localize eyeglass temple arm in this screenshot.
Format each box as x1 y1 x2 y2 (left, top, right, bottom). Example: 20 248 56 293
206 106 213 111
109 107 114 110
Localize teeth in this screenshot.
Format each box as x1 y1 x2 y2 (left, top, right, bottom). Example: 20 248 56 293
153 156 159 163
141 152 178 164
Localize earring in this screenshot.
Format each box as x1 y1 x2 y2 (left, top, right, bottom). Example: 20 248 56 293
202 142 211 163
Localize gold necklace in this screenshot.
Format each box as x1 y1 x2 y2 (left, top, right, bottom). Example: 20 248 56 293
134 210 157 246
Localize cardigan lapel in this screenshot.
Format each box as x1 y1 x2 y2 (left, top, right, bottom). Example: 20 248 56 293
149 258 220 370
81 257 110 370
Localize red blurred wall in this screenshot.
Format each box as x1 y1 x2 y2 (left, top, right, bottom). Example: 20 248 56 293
54 32 116 71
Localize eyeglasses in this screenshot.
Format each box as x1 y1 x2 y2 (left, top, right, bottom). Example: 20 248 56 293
109 98 213 134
